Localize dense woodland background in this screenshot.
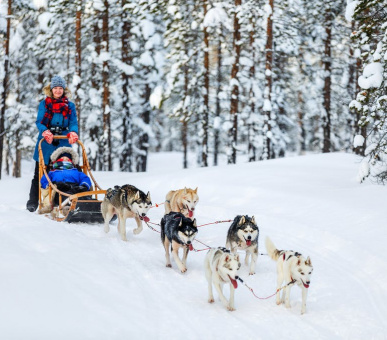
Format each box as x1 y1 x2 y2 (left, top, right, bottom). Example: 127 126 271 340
0 0 386 182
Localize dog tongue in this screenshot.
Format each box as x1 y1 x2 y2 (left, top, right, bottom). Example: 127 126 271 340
229 276 238 289
246 240 251 246
143 216 150 223
188 210 193 218
188 244 194 251
303 282 309 288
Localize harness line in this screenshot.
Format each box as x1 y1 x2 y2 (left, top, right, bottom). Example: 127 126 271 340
237 277 296 300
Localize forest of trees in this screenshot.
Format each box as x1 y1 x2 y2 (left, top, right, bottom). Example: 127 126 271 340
0 0 386 183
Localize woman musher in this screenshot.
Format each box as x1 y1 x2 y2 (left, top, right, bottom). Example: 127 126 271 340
26 75 79 212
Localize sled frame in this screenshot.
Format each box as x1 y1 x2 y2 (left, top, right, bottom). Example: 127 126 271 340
38 136 106 222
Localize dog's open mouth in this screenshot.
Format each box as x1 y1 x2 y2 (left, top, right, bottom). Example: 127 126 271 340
188 209 193 218
139 215 150 223
228 275 238 289
188 244 194 251
244 237 252 246
301 279 309 288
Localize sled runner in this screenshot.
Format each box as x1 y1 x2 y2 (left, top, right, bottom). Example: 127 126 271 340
38 136 106 223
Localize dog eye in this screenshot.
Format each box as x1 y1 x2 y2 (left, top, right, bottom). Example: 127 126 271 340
187 200 191 203
301 272 304 275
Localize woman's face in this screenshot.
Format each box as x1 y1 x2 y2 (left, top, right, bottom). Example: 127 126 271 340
52 86 64 99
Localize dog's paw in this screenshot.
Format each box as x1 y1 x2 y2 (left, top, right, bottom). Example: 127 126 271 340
133 227 143 235
276 300 281 305
166 264 172 268
180 267 187 273
249 271 256 276
208 298 214 303
227 305 236 312
104 226 110 233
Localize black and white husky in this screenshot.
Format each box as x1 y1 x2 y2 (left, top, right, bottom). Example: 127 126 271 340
226 215 259 275
265 236 313 314
101 184 152 241
204 247 241 311
160 212 198 273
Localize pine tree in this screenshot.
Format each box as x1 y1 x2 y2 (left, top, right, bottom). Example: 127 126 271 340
349 0 387 183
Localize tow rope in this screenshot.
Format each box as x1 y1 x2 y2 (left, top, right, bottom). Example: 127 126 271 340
197 220 233 228
237 277 296 299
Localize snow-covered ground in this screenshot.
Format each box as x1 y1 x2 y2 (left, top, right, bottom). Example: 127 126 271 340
0 152 386 340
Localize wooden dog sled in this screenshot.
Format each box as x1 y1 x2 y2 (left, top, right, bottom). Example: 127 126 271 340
38 136 106 223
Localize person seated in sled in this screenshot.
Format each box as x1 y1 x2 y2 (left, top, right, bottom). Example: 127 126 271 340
40 147 91 210
26 75 79 212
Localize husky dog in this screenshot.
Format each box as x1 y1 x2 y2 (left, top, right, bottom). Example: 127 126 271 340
226 215 259 275
160 212 198 273
204 247 241 311
164 187 199 219
265 237 313 314
101 184 152 241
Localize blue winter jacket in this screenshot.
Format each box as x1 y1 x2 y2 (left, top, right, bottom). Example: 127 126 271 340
40 168 91 190
33 99 79 164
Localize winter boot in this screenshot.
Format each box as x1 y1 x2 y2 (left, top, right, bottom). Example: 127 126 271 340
26 162 40 212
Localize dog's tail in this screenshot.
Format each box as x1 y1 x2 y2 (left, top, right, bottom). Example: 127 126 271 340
265 237 282 261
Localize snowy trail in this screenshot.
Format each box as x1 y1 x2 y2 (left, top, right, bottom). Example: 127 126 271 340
0 153 386 339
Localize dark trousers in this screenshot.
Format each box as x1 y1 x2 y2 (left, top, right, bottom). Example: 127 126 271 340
28 161 40 204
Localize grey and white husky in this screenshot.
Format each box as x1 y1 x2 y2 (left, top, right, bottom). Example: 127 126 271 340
101 184 152 241
205 247 241 311
265 236 313 314
226 215 259 275
160 212 198 273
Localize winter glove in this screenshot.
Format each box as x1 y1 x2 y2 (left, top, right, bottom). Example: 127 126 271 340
54 182 72 192
42 130 54 144
67 132 79 144
74 185 89 193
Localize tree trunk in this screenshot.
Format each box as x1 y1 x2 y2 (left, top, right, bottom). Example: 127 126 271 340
322 16 332 153
182 47 189 169
89 11 101 171
0 0 11 180
120 2 133 172
263 0 274 160
202 0 209 167
102 0 111 170
214 36 222 166
136 84 151 172
75 0 82 138
228 0 242 164
248 19 256 162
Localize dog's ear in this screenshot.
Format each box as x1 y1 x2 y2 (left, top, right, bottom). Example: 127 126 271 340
306 256 312 266
194 187 198 193
239 216 245 225
192 218 197 227
251 215 256 225
297 258 301 266
146 191 151 201
225 255 230 262
184 187 187 194
235 254 240 262
135 191 140 200
179 218 183 227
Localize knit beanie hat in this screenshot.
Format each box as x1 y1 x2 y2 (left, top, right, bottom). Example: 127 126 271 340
50 75 67 90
